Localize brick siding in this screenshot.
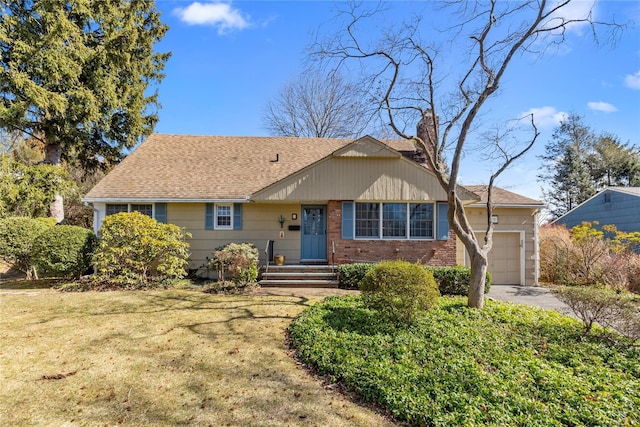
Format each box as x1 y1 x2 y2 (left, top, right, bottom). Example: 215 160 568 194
326 200 457 266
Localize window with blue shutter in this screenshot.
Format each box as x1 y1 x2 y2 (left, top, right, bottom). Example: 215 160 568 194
233 203 242 230
205 203 214 230
342 201 354 239
155 203 167 224
206 203 241 230
436 202 449 240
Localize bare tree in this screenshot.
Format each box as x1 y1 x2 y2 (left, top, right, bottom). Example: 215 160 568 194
263 70 372 138
312 0 619 308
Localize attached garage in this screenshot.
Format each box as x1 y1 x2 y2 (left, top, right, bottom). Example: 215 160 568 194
489 232 523 285
460 186 544 286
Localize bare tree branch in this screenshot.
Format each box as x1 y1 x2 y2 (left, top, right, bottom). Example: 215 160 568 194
309 0 620 308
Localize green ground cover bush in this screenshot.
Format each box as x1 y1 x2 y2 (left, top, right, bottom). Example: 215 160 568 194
288 295 640 426
338 263 491 295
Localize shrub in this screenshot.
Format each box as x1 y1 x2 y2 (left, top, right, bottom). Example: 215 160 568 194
541 223 640 290
338 263 374 289
539 225 573 284
427 265 491 295
0 217 52 279
32 225 96 278
209 242 259 284
360 260 439 324
339 263 490 295
93 212 191 287
552 285 640 341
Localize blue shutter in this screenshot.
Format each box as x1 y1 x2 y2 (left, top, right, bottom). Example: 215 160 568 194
233 203 242 230
436 202 449 240
155 203 167 224
205 203 214 230
342 201 354 239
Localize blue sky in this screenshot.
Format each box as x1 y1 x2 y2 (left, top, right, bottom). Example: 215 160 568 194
151 1 640 201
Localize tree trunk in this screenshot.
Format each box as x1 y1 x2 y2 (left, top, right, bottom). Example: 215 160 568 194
467 250 488 309
44 142 64 223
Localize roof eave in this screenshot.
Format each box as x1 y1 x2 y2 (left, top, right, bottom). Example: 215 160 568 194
83 197 250 204
468 202 545 208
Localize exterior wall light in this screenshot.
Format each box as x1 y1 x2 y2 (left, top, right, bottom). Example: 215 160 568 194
278 215 285 228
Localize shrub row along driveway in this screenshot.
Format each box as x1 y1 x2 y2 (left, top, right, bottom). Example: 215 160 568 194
0 287 391 426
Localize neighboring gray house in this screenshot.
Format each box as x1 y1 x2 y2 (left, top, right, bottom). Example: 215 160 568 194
552 187 640 233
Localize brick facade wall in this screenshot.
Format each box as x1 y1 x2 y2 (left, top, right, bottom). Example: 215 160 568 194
326 200 457 266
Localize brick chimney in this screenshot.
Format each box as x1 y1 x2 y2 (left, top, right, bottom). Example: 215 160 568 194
416 110 438 170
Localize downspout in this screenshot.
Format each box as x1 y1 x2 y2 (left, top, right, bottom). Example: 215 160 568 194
532 209 540 286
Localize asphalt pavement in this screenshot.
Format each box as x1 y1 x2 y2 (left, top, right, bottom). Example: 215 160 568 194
487 284 571 315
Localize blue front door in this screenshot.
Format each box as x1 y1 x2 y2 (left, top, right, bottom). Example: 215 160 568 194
301 205 327 261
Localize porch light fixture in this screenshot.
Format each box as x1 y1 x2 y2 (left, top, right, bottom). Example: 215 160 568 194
491 215 499 224
278 215 285 228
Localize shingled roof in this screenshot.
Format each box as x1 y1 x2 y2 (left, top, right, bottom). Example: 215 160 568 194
84 134 421 201
463 185 544 207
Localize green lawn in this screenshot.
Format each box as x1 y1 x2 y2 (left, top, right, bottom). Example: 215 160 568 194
289 295 640 426
0 285 394 426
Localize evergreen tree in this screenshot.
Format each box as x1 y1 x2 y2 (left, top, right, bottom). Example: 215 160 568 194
539 115 596 218
588 134 640 187
0 0 170 221
539 116 639 219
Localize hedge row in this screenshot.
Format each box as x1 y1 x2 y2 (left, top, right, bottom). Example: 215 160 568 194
0 213 191 286
338 262 491 295
0 217 95 279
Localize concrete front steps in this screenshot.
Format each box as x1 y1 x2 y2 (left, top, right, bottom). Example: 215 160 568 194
259 264 339 288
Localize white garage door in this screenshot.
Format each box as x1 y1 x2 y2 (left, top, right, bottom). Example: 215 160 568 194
469 232 522 285
488 233 521 285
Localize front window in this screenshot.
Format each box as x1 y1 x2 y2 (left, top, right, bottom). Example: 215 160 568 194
130 204 153 217
409 203 434 238
354 202 434 239
215 204 232 229
106 204 129 216
383 203 406 238
355 203 379 238
106 203 153 218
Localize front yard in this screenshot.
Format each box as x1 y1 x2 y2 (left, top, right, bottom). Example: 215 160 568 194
0 285 393 426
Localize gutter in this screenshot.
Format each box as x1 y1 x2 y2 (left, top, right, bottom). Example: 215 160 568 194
82 198 249 204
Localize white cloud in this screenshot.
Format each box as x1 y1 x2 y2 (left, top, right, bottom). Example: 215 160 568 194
625 70 640 90
587 101 617 113
520 106 568 129
549 0 596 33
174 2 249 34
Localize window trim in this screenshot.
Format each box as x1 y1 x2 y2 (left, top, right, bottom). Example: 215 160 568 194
214 203 233 230
352 202 436 240
205 203 237 230
106 203 154 217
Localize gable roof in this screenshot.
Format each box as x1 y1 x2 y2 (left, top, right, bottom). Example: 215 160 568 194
83 134 422 202
607 187 640 197
463 185 544 207
551 186 640 224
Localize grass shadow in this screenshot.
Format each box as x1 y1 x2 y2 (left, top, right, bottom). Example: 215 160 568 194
321 306 385 336
0 278 62 290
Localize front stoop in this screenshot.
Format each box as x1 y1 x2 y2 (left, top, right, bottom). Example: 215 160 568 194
259 264 339 288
